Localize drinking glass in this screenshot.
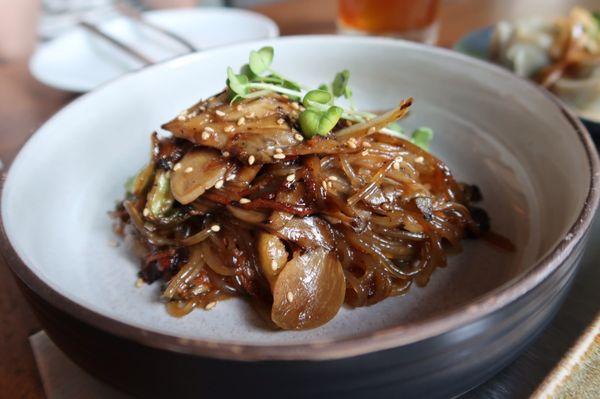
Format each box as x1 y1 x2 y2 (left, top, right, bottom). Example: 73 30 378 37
337 0 441 44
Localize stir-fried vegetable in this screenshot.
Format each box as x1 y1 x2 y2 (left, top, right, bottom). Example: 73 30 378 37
111 45 505 331
145 170 174 219
271 248 346 330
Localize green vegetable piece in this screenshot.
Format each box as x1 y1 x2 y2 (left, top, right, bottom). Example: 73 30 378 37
299 106 343 138
227 67 249 98
411 127 434 150
249 46 274 75
127 162 155 196
332 70 350 98
146 170 174 218
302 89 333 107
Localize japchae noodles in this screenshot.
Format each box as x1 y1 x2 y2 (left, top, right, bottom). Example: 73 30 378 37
113 47 497 330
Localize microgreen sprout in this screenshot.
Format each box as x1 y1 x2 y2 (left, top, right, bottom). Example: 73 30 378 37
299 106 344 138
248 46 274 75
225 46 434 150
411 127 434 150
332 69 353 100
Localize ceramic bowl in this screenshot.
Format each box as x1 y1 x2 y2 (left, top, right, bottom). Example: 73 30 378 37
2 36 599 398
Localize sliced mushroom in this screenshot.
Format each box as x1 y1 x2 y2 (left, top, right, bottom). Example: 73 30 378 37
257 232 289 286
162 92 300 164
171 148 230 204
271 248 345 330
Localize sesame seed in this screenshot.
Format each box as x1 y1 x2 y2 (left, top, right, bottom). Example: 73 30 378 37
271 260 279 271
198 106 206 112
275 148 283 154
273 153 285 160
363 141 372 147
287 292 294 302
286 173 295 182
239 198 251 204
236 104 243 111
222 151 230 157
368 127 376 134
205 301 217 310
294 133 304 141
415 156 425 163
277 118 285 125
347 138 357 149
201 131 210 140
393 161 401 171
144 222 156 231
173 163 182 171
237 117 246 126
361 150 369 156
210 225 221 232
329 176 339 181
290 102 300 110
204 126 215 133
214 179 224 189
177 115 186 121
245 112 256 118
135 278 144 288
215 110 226 117
327 181 333 188
143 208 150 217
224 125 235 132
248 155 255 165
184 166 194 173
321 180 328 190
192 284 209 295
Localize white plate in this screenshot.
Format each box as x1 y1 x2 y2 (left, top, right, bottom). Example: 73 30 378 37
29 8 279 92
4 36 593 345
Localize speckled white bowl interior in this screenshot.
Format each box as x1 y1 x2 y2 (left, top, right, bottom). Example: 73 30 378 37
2 37 592 345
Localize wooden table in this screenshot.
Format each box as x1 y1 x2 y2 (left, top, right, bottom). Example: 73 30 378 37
1 1 598 397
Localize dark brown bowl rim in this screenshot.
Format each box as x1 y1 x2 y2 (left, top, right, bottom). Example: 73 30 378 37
1 36 599 361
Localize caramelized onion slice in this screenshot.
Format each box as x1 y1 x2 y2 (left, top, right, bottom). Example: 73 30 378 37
170 148 229 204
271 248 345 330
335 98 413 138
257 232 288 286
275 216 335 250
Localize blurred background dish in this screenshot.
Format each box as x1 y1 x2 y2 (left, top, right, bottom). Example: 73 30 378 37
455 7 600 139
29 7 278 92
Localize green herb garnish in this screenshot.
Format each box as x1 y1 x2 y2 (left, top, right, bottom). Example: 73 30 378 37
411 127 434 150
225 46 434 147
